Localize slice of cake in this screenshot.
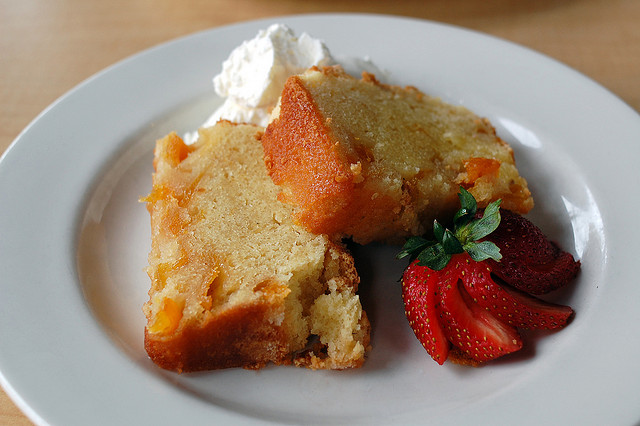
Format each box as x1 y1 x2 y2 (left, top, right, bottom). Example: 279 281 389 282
142 121 370 372
262 66 533 244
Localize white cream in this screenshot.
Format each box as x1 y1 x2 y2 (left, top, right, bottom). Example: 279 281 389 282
200 24 333 130
216 24 333 108
185 24 387 143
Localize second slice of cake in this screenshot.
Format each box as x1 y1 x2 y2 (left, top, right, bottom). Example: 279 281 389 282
262 66 533 244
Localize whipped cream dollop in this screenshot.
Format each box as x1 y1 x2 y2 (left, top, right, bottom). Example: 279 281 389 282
185 23 387 143
200 24 334 129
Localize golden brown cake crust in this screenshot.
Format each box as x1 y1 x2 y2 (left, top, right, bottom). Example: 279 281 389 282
262 66 533 244
144 300 290 372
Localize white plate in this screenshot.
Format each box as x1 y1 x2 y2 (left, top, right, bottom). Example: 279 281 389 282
1 14 639 425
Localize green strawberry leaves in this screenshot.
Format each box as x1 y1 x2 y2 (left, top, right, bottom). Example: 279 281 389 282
396 187 502 270
453 187 477 226
416 243 451 271
464 240 501 262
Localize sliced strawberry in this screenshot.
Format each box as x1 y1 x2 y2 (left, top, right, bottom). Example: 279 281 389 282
436 254 522 363
397 188 581 366
482 209 581 294
461 258 574 329
402 261 450 364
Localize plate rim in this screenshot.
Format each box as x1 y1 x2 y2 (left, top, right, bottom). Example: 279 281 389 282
1 13 640 425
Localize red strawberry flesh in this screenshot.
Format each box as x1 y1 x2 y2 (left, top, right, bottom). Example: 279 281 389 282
482 209 581 295
436 255 522 363
461 257 574 329
402 262 450 364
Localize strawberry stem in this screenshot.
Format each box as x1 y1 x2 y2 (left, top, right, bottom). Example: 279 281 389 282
397 187 502 270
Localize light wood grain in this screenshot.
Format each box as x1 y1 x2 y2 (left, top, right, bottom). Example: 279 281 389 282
1 0 638 423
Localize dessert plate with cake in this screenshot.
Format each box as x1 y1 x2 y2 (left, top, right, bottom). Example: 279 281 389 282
1 13 640 425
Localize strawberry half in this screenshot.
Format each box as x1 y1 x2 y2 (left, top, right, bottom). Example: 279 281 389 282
482 209 581 294
460 254 574 329
436 254 523 363
402 262 450 364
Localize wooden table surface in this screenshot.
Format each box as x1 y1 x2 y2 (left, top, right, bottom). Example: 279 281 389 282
1 0 639 424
